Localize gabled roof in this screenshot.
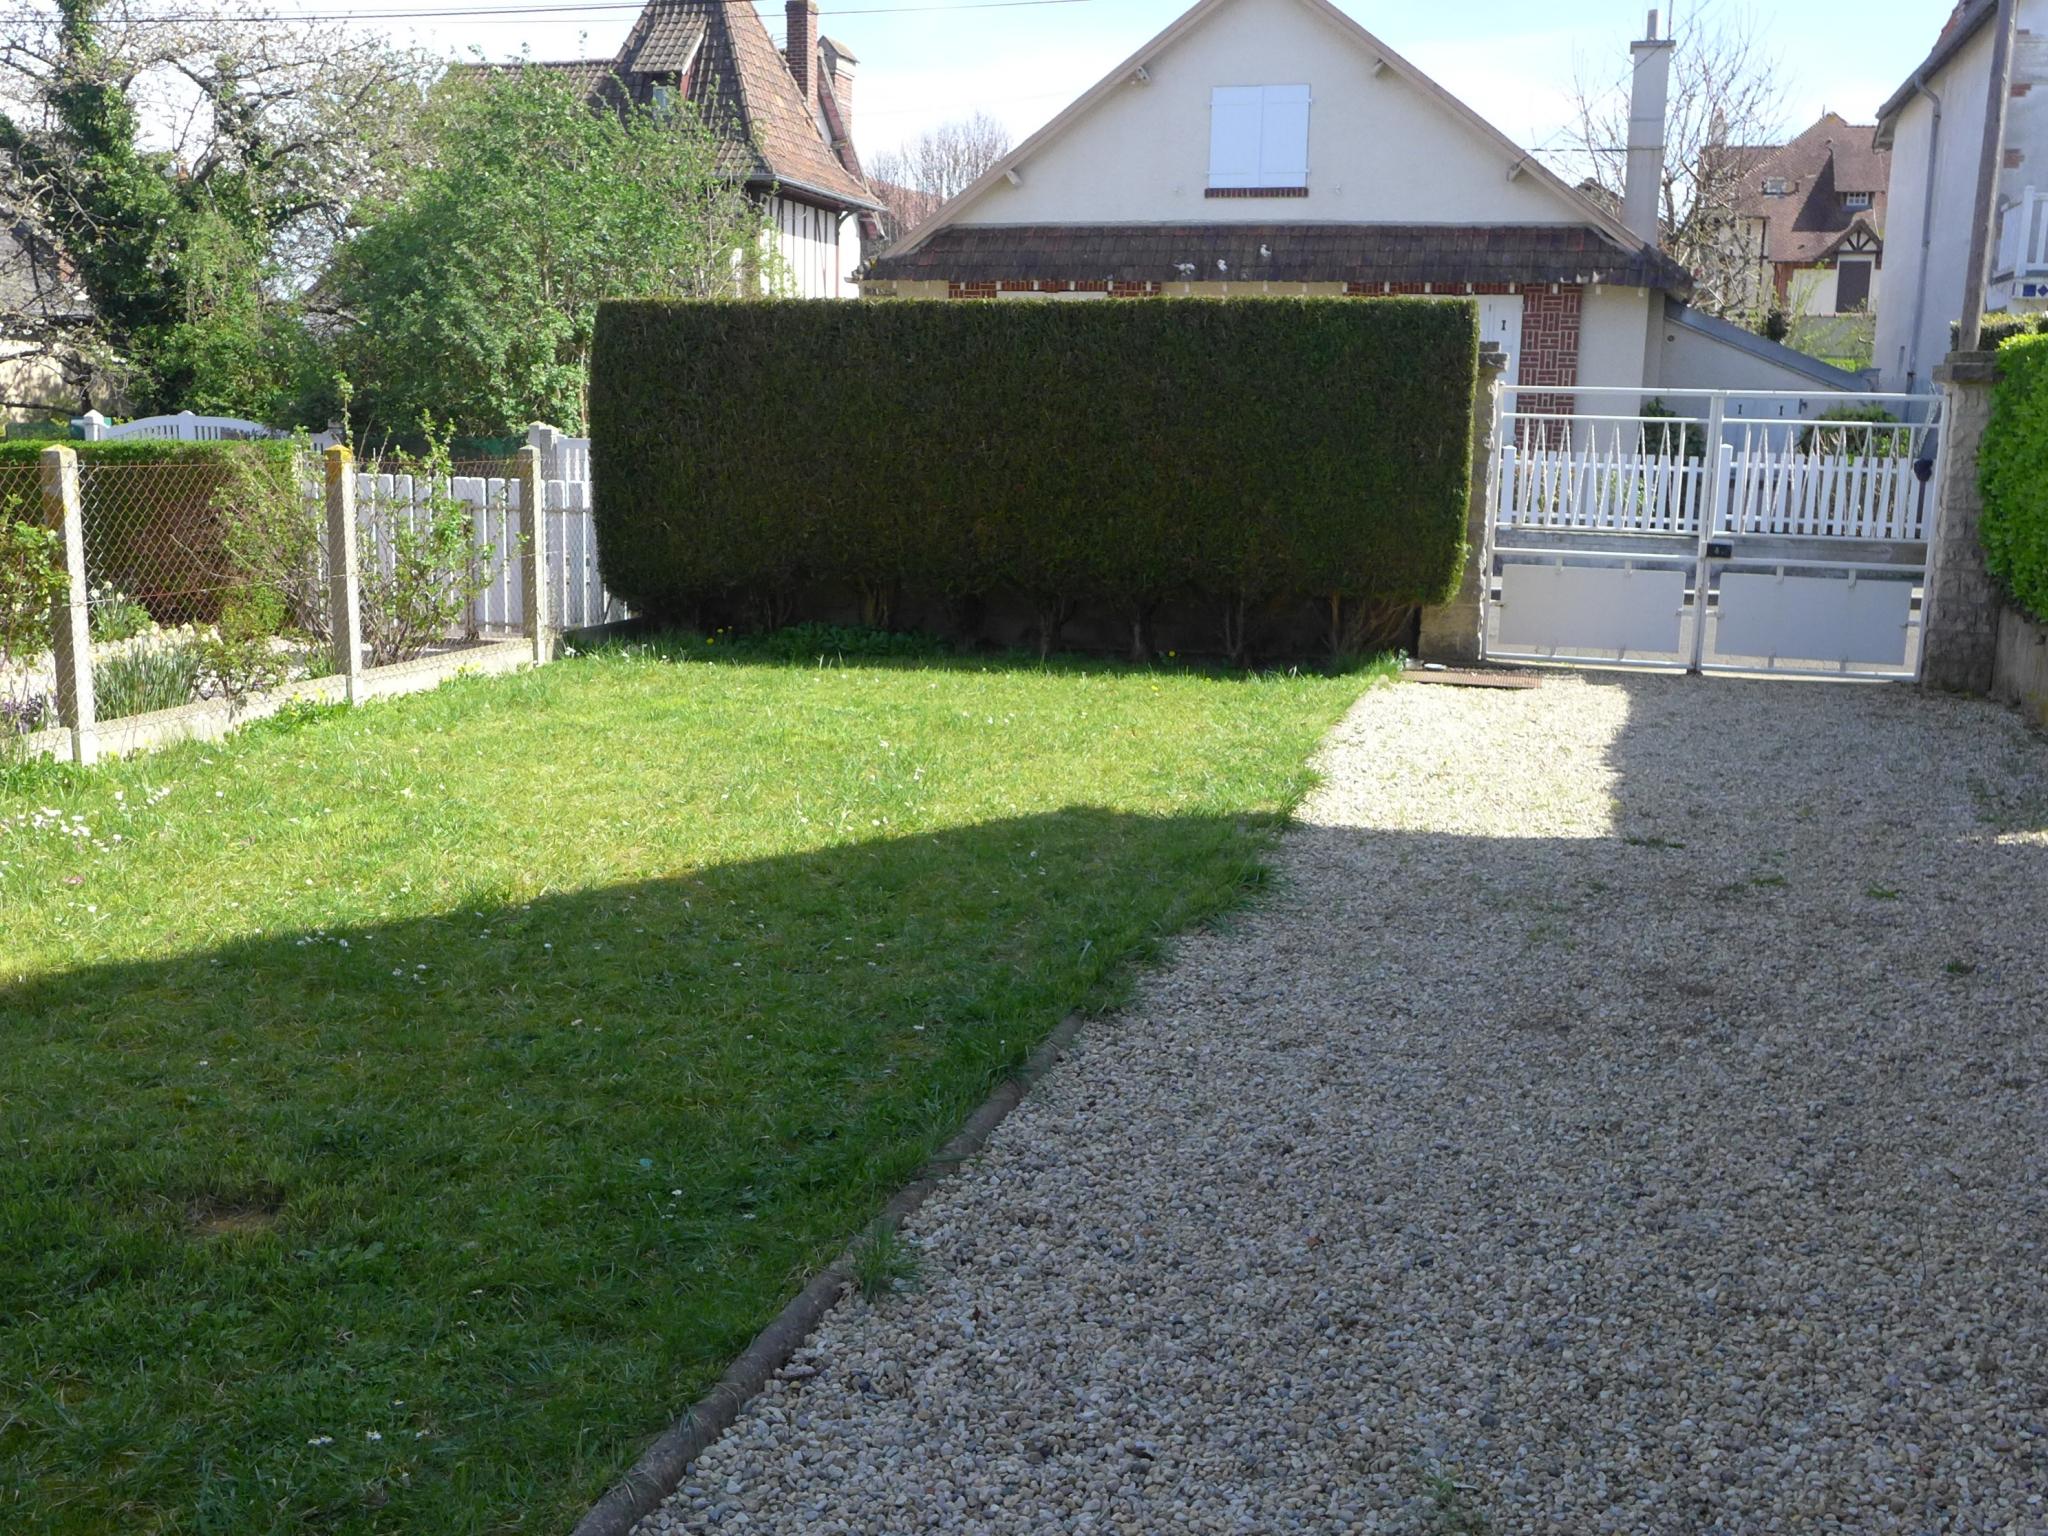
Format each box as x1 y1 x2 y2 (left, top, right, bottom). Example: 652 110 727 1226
474 0 878 212
1877 0 1992 142
874 0 1675 284
1719 114 1888 265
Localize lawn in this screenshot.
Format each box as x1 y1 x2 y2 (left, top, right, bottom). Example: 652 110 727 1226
0 636 1378 1535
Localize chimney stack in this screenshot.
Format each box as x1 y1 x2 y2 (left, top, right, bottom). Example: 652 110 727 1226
1623 8 1675 246
786 0 818 100
822 36 857 140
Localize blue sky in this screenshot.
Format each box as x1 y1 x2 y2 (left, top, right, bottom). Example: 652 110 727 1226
396 0 1947 166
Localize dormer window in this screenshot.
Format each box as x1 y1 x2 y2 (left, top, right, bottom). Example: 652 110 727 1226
651 81 679 120
1207 84 1311 196
1842 190 1872 209
1762 176 1791 195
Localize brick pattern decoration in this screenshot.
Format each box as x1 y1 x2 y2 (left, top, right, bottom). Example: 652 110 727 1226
1204 186 1310 199
948 279 1164 299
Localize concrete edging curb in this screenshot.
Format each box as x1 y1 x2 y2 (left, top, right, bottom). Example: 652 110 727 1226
569 1011 1091 1536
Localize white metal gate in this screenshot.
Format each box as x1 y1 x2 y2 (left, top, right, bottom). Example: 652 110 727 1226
1481 386 1944 679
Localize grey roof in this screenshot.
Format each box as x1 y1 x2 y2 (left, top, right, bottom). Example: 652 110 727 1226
862 222 1695 292
1662 296 1868 390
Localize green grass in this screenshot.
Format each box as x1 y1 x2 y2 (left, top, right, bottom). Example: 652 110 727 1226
0 636 1380 1534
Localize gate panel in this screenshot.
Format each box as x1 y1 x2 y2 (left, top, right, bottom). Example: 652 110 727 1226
1493 555 1690 664
1481 387 1941 681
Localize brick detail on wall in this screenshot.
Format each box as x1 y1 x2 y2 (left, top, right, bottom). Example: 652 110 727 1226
2005 148 2026 170
1204 186 1310 199
946 279 1162 299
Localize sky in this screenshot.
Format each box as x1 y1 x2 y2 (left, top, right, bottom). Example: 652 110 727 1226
339 0 1952 168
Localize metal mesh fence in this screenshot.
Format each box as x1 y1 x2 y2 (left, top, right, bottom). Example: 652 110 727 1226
74 459 336 727
1 464 56 746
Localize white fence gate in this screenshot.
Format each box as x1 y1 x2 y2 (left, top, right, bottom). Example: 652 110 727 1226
1483 387 1944 679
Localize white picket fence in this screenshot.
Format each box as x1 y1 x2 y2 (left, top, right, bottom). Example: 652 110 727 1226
1497 405 1940 542
76 408 344 450
355 445 623 633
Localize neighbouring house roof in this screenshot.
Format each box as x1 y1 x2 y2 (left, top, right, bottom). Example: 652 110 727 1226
864 222 1693 289
1718 114 1888 266
0 167 91 329
1662 296 1869 391
1877 0 1992 141
468 0 878 213
870 0 1682 291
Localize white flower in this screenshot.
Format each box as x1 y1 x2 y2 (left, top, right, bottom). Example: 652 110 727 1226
365 1430 382 1442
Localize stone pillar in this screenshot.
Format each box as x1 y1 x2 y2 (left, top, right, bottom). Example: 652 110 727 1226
1921 352 2003 694
1417 344 1508 666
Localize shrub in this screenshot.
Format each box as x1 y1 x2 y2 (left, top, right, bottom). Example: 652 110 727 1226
354 430 498 666
1796 403 1912 459
198 587 293 708
89 586 155 642
1955 313 2048 352
1981 333 2048 623
589 298 1478 657
1639 399 1706 461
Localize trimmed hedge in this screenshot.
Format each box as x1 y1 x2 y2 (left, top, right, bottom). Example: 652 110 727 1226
589 298 1478 651
1982 332 2048 623
0 440 303 625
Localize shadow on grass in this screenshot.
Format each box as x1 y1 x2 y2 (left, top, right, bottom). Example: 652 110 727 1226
0 804 1285 1536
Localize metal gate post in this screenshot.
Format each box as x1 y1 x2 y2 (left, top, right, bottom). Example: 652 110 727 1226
1475 371 1509 660
1689 394 1729 674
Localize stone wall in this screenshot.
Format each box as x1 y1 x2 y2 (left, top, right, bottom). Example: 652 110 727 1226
1921 353 2004 693
1994 605 2048 727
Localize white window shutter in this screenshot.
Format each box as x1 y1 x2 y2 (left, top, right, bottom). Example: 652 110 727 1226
1209 86 1263 188
1259 84 1311 187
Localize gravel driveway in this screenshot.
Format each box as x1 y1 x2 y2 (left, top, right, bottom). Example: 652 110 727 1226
639 674 2048 1536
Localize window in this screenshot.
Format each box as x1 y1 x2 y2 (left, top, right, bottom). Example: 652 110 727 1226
1842 191 1872 209
1208 85 1311 191
651 82 679 120
1762 176 1791 195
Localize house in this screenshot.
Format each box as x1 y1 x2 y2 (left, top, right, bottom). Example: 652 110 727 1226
0 174 99 424
1874 0 2048 391
1717 114 1889 320
858 0 1860 408
507 0 882 297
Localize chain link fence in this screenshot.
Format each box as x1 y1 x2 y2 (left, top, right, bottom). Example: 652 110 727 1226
10 445 561 764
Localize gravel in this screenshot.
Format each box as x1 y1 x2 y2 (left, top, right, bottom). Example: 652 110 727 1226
635 673 2048 1535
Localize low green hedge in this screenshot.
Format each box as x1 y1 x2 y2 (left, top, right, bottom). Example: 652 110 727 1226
1982 332 2048 623
589 298 1478 651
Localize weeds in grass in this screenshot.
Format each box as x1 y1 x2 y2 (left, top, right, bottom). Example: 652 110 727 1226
1422 1468 1490 1534
1866 884 1902 900
1623 833 1686 850
851 1222 921 1300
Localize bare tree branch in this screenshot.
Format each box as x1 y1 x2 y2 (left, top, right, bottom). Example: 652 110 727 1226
869 111 1010 242
1550 4 1788 321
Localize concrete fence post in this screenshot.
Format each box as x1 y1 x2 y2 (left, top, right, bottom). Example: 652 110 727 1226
42 445 96 766
526 421 561 479
1920 351 2003 694
325 446 365 702
1417 344 1509 666
517 444 550 663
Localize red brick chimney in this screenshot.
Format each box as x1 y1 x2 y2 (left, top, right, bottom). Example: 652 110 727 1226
786 0 817 100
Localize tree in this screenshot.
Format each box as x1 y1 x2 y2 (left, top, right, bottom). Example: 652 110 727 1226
1555 9 1787 321
324 64 769 439
0 0 430 418
869 112 1010 242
